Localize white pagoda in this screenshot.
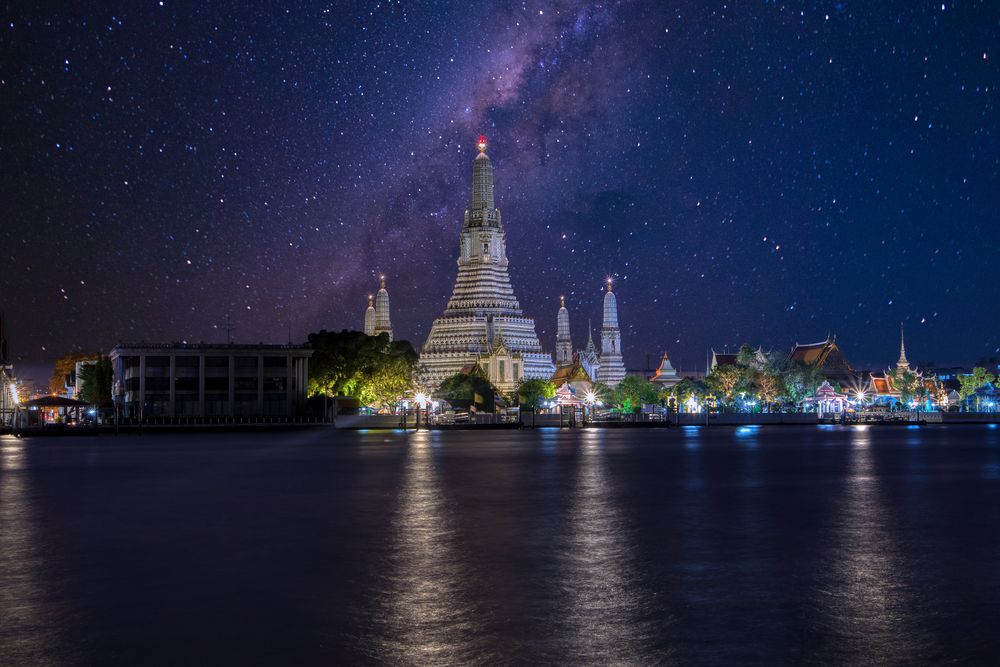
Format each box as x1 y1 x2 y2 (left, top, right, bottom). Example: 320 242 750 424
597 279 626 387
420 135 554 393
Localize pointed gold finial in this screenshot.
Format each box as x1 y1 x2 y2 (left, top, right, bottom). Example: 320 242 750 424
606 277 613 292
379 275 386 290
368 294 374 307
560 295 565 308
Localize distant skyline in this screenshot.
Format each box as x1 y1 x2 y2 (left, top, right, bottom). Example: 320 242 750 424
2 2 998 372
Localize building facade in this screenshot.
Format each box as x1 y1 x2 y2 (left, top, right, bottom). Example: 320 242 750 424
110 343 312 419
421 136 554 393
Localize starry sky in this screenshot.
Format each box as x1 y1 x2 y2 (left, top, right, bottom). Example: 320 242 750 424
2 1 998 383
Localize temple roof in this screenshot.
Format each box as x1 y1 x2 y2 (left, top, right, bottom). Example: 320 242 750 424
788 336 852 375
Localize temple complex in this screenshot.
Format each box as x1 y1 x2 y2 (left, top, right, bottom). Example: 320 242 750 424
597 279 627 387
420 136 554 393
869 324 939 404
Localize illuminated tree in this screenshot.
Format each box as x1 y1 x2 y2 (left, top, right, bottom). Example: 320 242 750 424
755 370 786 412
516 378 556 409
959 367 997 410
307 329 418 408
614 375 659 412
706 364 742 406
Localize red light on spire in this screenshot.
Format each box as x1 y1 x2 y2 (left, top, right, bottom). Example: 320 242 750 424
476 134 488 152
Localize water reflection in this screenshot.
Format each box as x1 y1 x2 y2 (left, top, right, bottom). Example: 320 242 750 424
0 437 62 662
560 430 666 663
364 430 484 665
814 428 926 661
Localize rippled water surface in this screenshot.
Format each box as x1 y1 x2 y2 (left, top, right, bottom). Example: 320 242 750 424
2 425 1000 664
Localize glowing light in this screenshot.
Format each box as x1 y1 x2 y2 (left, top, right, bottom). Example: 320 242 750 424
9 382 18 405
415 392 428 408
476 134 488 152
855 390 867 402
584 391 597 404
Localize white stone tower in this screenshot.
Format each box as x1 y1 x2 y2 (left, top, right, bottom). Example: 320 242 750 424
363 293 376 336
556 295 573 366
420 135 554 392
597 278 626 387
374 275 393 341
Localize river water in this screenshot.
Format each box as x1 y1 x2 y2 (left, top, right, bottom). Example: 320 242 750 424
2 425 999 664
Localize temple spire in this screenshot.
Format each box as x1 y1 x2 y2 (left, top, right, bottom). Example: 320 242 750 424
374 275 393 341
470 133 495 214
896 321 909 370
556 294 572 365
364 294 376 336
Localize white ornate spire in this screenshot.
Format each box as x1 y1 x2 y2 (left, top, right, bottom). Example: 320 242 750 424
896 321 909 371
598 278 626 387
363 293 375 336
468 134 496 223
374 275 393 341
556 295 572 365
602 278 619 330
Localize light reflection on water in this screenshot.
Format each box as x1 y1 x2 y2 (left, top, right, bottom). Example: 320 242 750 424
813 428 931 661
3 427 1000 663
364 430 487 665
559 431 667 663
0 437 62 663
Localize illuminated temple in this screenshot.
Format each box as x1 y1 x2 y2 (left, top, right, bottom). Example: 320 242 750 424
420 136 555 392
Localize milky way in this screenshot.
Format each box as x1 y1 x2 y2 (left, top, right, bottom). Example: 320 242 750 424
2 1 998 376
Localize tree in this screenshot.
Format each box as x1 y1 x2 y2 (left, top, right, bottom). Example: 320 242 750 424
516 378 556 410
50 352 100 394
436 370 499 413
614 375 659 412
959 367 997 409
307 330 418 409
782 362 825 404
755 370 786 412
705 364 742 407
889 368 921 406
76 357 113 407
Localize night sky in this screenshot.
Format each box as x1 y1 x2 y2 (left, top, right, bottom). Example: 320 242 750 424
2 1 998 383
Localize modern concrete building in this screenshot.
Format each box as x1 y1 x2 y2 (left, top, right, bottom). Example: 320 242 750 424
110 343 312 419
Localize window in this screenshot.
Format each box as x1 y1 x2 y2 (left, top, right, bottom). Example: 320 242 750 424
499 360 506 378
175 356 199 368
205 356 229 368
482 242 489 255
235 356 258 369
174 377 198 392
235 377 257 391
205 377 228 391
263 356 287 368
